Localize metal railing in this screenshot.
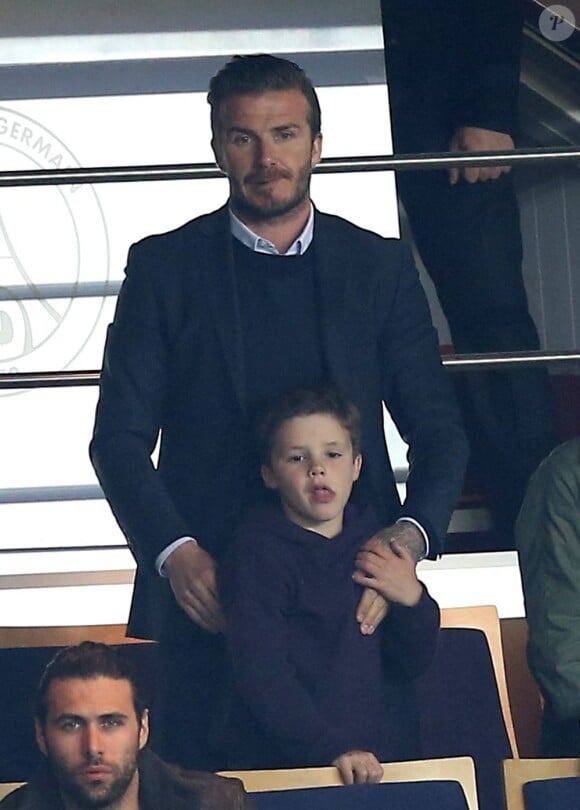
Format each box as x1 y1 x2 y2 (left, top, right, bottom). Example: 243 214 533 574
1 349 580 392
0 282 121 301
0 145 578 189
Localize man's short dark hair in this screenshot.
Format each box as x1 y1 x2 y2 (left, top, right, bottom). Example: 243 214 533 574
35 641 147 725
208 54 322 139
256 386 362 465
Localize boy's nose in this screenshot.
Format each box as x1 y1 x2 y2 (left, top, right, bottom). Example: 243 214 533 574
309 463 325 476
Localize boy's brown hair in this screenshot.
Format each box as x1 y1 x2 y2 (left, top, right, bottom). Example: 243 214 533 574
256 386 362 465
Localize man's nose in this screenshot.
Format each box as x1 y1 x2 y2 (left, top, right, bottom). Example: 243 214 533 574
255 138 277 167
84 724 104 759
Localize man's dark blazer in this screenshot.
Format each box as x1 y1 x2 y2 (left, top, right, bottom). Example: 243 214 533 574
90 204 467 641
0 749 254 810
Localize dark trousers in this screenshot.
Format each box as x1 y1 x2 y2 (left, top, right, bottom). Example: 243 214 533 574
150 628 227 771
397 169 557 538
539 702 580 757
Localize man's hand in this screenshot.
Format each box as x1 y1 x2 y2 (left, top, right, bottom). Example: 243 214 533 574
448 126 514 185
333 750 384 785
354 539 423 608
164 542 224 634
355 522 424 635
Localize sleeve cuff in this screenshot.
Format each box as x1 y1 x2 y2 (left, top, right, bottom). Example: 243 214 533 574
155 536 198 577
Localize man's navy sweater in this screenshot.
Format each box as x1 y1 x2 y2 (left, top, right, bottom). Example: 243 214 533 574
218 503 440 768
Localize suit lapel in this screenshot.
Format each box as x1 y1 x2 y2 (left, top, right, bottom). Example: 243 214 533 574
314 211 386 512
198 207 248 409
313 211 354 391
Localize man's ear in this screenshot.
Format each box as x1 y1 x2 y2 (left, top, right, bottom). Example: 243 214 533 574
352 453 362 482
35 720 48 756
138 709 150 750
310 132 323 168
261 464 278 490
211 138 226 174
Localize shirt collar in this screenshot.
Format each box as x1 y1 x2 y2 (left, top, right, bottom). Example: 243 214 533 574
229 204 314 256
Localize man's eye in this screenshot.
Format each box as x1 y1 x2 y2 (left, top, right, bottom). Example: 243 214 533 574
277 130 294 141
101 717 123 729
230 133 251 146
60 720 81 731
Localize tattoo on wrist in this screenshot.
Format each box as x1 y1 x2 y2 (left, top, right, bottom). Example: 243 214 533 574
379 522 426 562
396 532 426 563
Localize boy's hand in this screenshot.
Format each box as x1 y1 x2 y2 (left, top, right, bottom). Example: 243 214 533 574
354 538 423 609
355 588 388 636
355 522 424 634
332 750 383 785
164 542 224 634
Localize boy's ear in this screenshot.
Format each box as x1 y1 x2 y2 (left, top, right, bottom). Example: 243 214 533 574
261 464 278 490
353 453 362 481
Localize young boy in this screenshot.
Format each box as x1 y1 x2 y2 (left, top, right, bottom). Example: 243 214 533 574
217 387 439 784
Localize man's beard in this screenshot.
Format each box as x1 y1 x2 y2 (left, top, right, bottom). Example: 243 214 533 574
232 160 313 223
49 753 138 809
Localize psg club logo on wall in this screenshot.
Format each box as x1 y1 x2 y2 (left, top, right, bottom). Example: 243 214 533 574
0 106 109 395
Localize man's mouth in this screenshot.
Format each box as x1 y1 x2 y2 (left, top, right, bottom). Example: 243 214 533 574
248 170 290 185
81 766 111 781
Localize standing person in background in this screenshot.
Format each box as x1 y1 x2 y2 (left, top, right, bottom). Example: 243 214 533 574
90 53 467 769
382 0 557 545
516 438 580 757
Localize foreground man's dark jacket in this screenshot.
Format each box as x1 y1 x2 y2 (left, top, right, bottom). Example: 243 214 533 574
0 749 255 810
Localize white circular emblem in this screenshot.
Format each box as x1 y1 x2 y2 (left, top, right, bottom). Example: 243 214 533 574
0 106 109 394
538 4 576 41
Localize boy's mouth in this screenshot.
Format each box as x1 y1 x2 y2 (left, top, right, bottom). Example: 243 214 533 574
308 485 335 503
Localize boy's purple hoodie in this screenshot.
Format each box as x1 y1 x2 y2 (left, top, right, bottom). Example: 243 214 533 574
217 502 440 768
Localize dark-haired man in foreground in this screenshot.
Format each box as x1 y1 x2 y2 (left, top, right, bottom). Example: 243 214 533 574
90 53 468 767
0 641 252 810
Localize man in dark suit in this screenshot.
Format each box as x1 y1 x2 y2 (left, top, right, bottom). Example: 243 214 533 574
90 54 468 769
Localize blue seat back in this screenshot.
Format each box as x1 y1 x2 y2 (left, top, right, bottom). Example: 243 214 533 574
416 627 512 810
253 780 469 809
523 776 580 809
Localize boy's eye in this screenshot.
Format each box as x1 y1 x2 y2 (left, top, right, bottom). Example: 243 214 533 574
288 454 305 463
327 451 342 459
